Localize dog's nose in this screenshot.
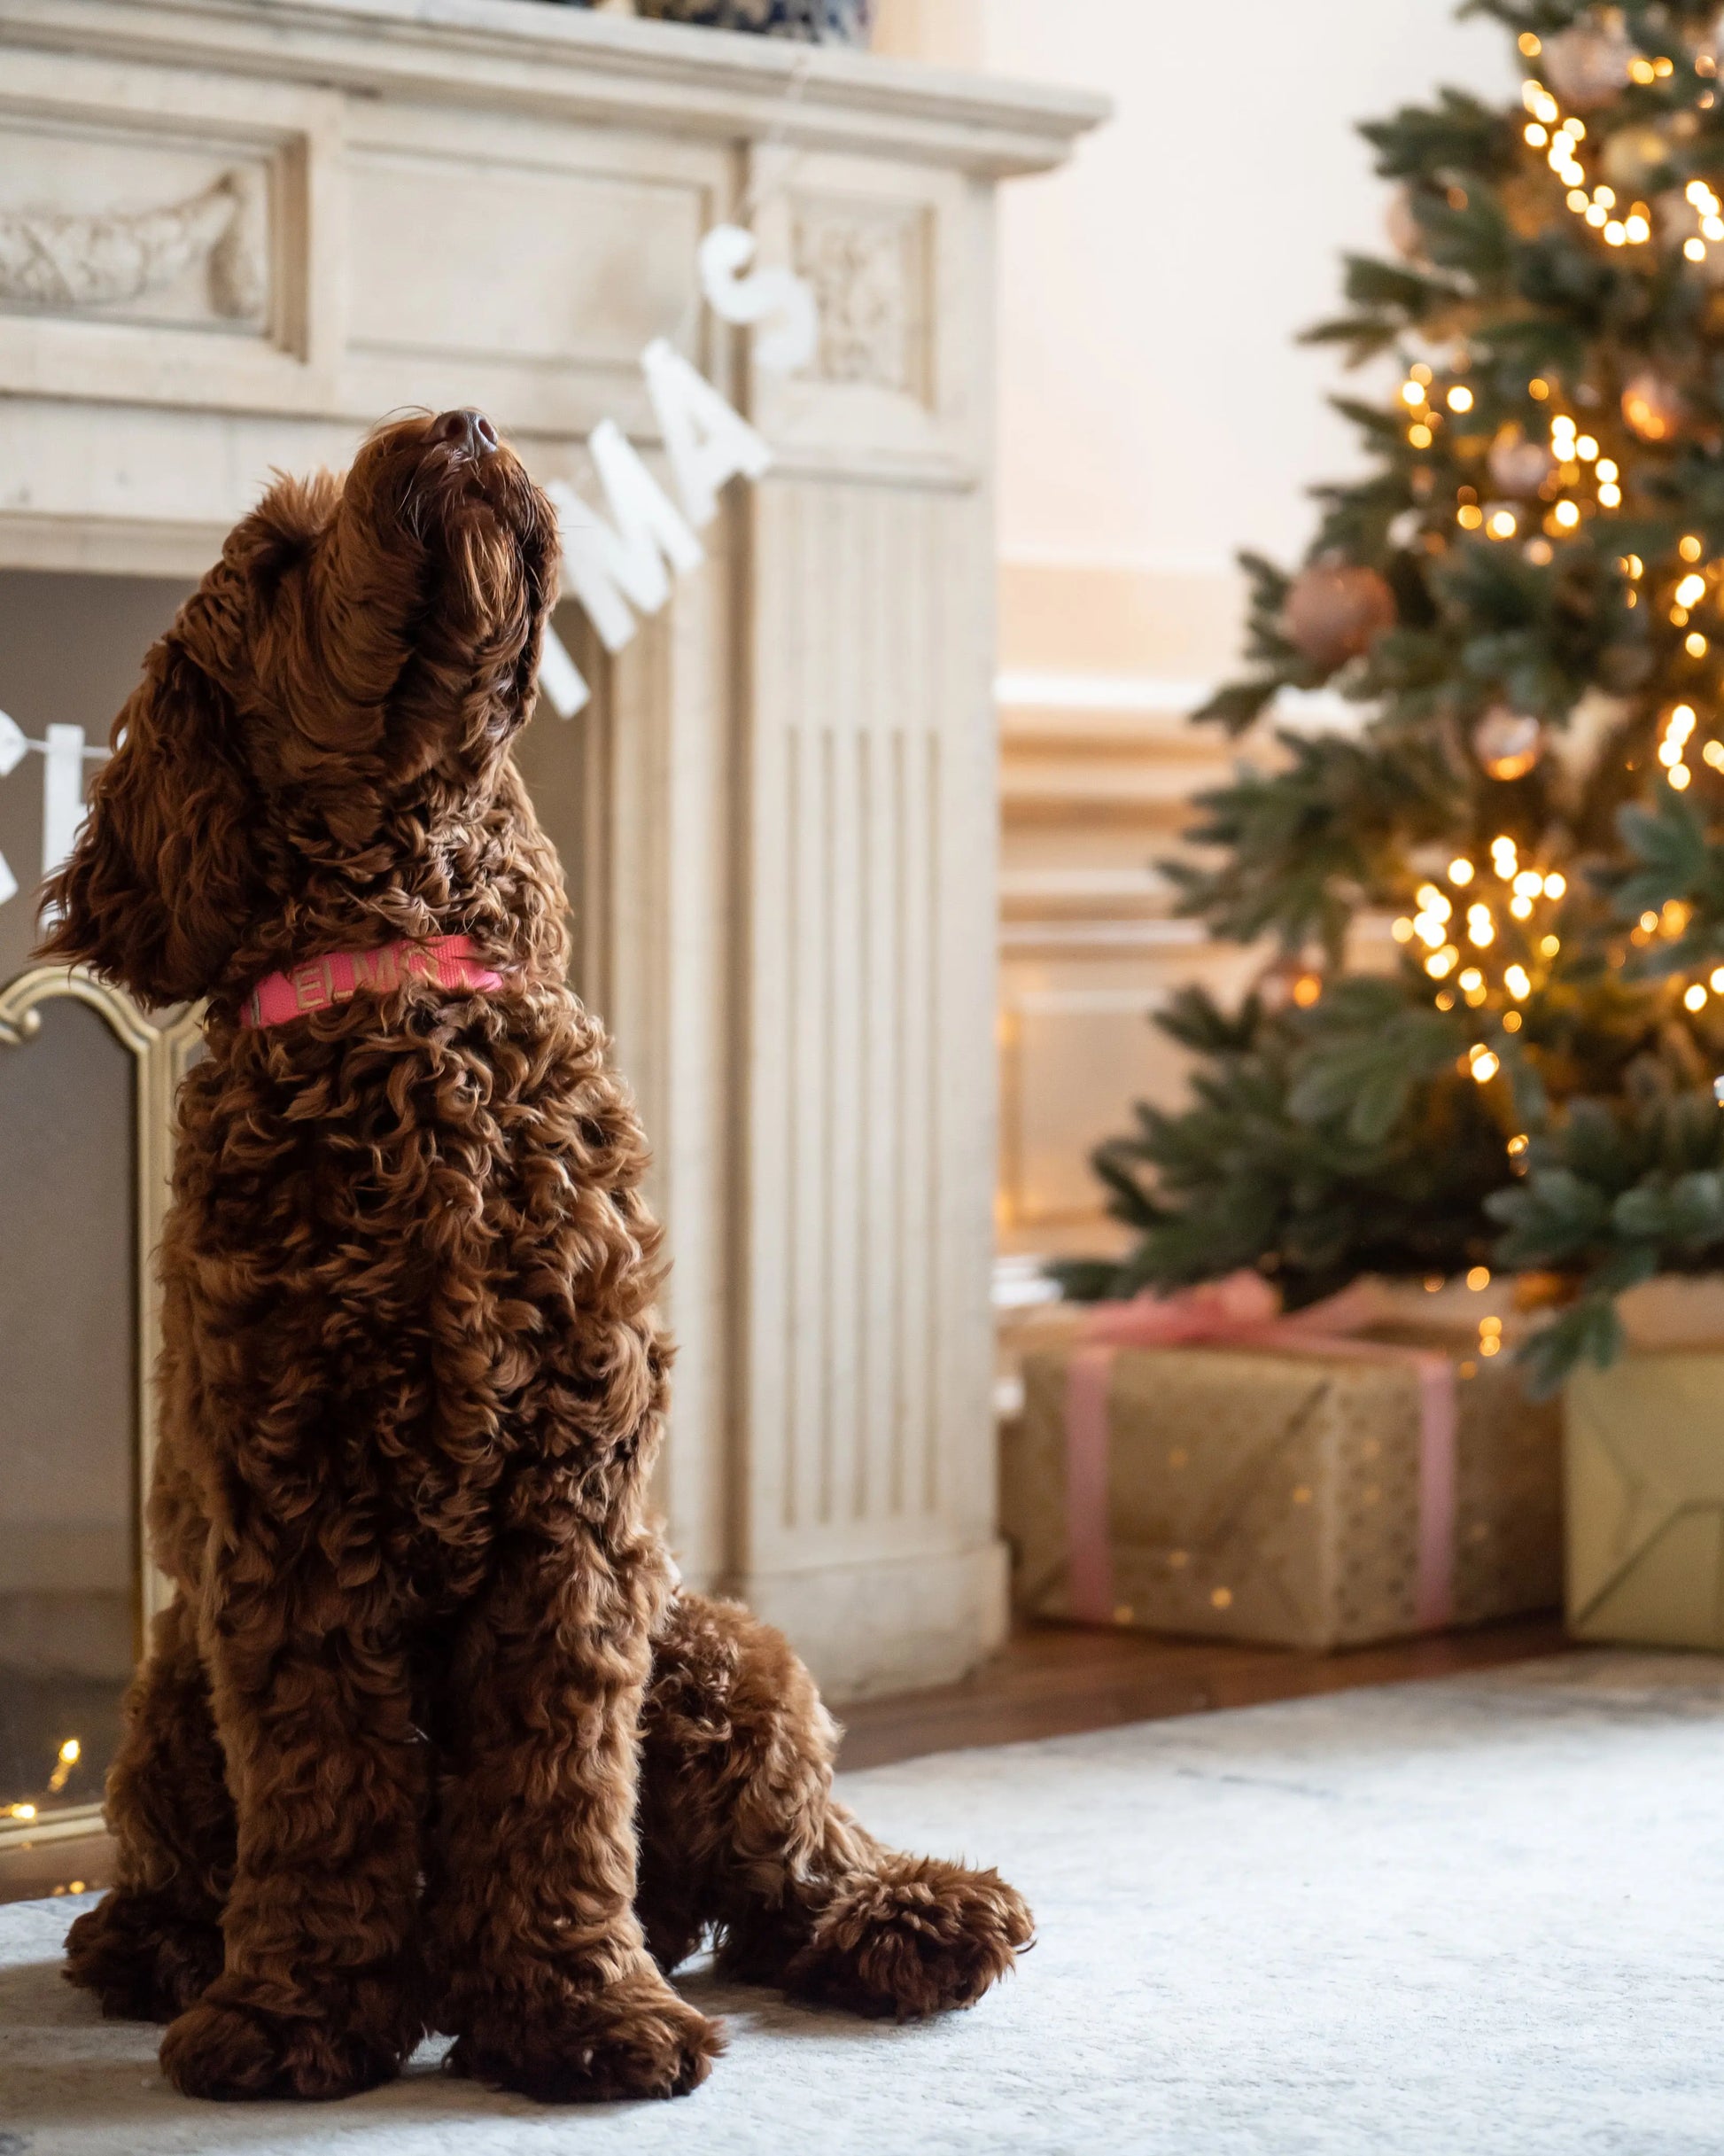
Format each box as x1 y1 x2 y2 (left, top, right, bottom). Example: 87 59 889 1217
432 408 500 458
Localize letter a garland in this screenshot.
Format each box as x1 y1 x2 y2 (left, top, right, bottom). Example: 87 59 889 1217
534 225 815 720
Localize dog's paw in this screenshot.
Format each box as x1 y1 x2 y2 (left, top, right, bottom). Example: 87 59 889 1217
782 1856 1035 2020
159 1994 412 2102
64 1890 224 2024
445 1966 722 2103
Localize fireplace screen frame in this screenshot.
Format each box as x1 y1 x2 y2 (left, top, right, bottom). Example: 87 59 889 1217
0 963 199 1853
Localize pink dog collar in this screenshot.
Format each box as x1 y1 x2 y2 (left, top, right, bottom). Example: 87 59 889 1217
239 935 504 1029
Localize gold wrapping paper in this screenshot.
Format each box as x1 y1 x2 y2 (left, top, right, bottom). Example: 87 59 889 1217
1005 1333 1563 1651
1567 1352 1724 1650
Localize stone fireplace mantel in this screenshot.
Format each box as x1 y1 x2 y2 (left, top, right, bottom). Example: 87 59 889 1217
0 0 1104 1708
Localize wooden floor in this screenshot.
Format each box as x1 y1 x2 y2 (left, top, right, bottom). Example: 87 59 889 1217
0 1616 1571 1907
834 1613 1571 1770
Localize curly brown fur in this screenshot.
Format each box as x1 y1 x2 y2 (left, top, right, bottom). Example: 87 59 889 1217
42 409 1027 2102
780 1858 1035 2020
63 1599 231 2024
638 1594 1034 2019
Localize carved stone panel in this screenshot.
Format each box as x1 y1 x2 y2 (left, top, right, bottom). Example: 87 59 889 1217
0 48 342 419
0 124 274 337
749 150 975 486
793 194 930 397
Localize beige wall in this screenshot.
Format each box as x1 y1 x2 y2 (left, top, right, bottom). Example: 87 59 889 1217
883 1 1513 1255
981 0 1509 672
874 0 982 68
883 0 1508 670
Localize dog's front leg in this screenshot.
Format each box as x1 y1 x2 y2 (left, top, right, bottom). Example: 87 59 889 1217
64 1595 232 2023
428 1525 722 2102
157 1561 428 2102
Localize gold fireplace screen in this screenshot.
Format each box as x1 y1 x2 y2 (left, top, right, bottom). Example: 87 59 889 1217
0 967 198 1853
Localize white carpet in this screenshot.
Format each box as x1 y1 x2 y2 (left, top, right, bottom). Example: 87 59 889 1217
4 1652 1724 2155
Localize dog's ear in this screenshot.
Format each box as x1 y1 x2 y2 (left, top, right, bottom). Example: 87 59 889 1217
36 639 262 1008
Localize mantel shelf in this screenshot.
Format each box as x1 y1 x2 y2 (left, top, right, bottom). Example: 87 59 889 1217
0 0 1110 175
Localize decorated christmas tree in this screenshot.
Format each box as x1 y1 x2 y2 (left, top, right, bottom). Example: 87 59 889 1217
1071 0 1724 1390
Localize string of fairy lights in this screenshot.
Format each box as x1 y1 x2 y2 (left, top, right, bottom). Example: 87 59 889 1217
1519 33 1720 255
4 1735 81 1824
1397 366 1622 549
1375 18 1724 1125
1390 840 1567 1039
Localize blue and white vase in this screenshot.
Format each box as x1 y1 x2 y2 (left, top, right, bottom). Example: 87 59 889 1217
635 0 874 45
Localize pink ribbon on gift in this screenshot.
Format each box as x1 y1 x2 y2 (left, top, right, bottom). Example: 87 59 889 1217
1062 1272 1458 1632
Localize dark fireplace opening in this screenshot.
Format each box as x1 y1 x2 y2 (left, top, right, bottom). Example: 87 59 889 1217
0 569 190 1835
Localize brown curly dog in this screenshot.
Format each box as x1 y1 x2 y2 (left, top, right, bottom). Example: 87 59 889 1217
37 409 1031 2105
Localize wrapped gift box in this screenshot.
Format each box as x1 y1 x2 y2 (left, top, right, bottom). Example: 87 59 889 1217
1567 1352 1724 1650
1005 1325 1563 1651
